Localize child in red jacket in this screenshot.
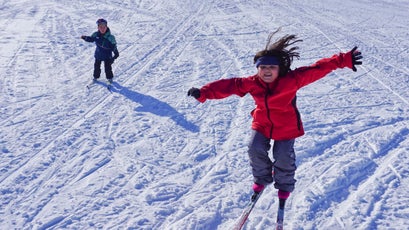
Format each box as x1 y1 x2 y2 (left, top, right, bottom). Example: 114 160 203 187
187 30 362 201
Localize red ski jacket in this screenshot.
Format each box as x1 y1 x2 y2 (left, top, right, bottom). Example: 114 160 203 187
196 50 354 140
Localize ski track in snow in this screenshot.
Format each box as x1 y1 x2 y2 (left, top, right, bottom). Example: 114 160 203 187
0 0 408 229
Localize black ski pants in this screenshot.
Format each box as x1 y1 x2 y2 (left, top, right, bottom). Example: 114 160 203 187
93 59 113 79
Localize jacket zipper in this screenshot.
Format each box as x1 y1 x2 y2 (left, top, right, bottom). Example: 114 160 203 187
292 96 302 130
264 85 274 138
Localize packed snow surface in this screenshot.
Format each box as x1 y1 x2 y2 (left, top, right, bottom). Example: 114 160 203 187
1 0 408 229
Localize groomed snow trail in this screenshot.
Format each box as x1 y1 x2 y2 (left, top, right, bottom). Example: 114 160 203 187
0 0 408 229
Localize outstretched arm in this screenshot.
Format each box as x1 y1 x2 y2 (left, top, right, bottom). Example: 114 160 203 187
187 78 248 103
80 35 95 42
293 46 363 88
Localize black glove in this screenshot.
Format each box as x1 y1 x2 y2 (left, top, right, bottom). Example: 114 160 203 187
351 46 363 72
110 49 119 64
81 35 86 40
113 49 119 60
187 87 201 99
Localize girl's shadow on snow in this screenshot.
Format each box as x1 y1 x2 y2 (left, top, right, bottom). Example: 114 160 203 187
110 82 199 133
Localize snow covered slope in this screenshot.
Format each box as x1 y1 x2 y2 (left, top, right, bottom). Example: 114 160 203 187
1 0 408 229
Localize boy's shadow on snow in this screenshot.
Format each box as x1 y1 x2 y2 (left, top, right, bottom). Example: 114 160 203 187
110 82 199 133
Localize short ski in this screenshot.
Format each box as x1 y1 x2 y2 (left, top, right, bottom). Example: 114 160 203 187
232 190 263 230
86 79 113 93
106 81 113 92
86 79 97 89
276 198 286 230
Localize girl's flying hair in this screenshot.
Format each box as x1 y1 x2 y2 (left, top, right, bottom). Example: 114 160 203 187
254 28 303 76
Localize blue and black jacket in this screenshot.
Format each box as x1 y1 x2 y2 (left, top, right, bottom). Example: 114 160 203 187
83 28 119 61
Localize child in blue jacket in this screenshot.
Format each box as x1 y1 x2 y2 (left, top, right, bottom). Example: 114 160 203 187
81 18 119 83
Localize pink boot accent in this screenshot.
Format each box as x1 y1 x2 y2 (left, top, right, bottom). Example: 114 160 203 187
278 190 290 199
252 183 265 193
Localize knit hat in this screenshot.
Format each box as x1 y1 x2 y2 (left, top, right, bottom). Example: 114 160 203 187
96 18 107 26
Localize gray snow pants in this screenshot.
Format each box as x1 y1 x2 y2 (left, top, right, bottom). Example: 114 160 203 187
247 130 297 192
